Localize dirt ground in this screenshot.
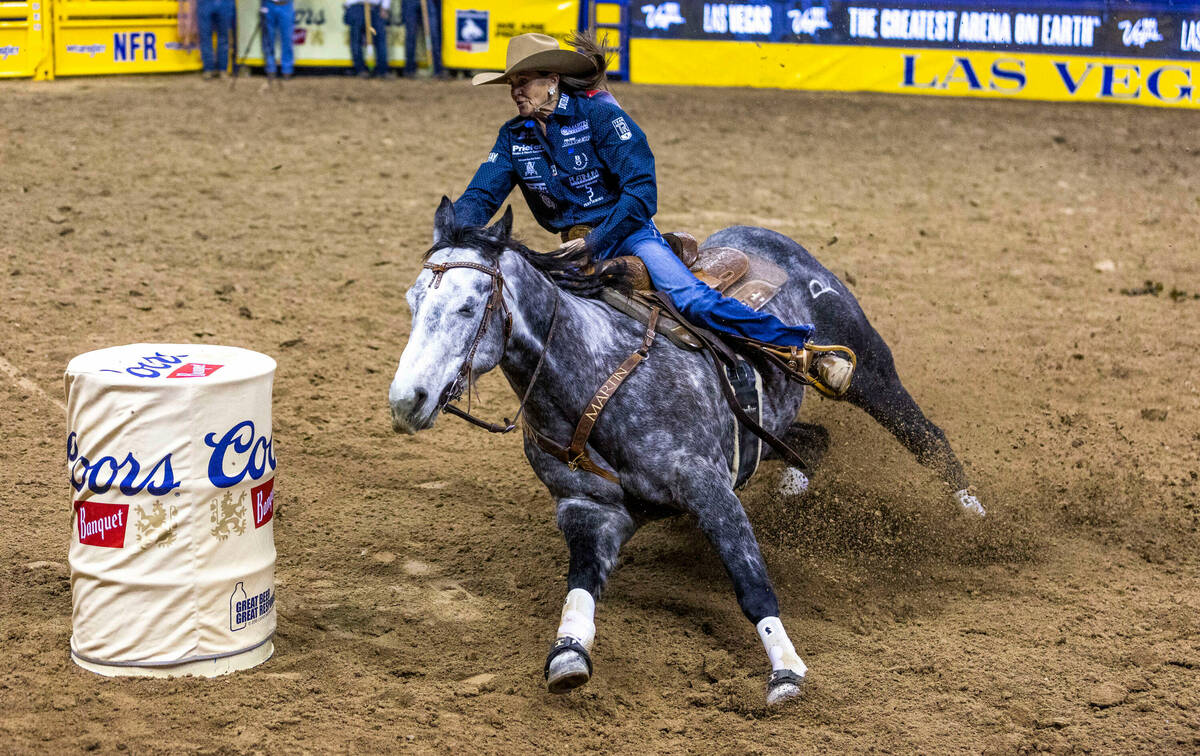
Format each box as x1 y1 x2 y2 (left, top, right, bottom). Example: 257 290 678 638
1 74 1197 754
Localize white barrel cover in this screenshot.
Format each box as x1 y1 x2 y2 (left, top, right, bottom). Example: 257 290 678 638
65 344 278 677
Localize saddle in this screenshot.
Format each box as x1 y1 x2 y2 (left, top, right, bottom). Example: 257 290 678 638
596 232 789 350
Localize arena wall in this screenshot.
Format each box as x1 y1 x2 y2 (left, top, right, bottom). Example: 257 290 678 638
627 1 1200 109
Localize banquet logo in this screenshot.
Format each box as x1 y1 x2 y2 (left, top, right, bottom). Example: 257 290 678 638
75 501 129 548
252 477 275 528
68 432 181 496
204 420 276 488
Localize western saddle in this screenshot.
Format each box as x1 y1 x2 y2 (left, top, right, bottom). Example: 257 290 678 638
578 229 856 398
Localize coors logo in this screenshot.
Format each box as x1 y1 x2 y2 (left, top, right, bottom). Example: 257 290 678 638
75 501 129 548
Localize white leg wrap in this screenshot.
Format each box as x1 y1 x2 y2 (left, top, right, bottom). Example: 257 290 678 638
756 617 807 676
954 488 986 517
556 588 596 651
777 467 810 497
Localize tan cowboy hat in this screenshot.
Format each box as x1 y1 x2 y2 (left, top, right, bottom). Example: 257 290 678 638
471 33 597 86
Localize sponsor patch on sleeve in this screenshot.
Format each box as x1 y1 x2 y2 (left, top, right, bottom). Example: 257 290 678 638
611 117 632 141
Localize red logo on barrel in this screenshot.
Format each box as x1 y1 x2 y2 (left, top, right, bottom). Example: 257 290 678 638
75 501 130 548
167 363 223 378
252 477 274 529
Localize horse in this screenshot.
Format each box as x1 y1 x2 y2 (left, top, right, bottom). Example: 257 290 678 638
389 198 985 706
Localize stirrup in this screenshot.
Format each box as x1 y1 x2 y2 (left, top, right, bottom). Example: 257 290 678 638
755 342 857 398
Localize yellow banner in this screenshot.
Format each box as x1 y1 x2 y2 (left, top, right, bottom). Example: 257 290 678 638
1 0 53 78
53 0 200 76
630 39 1200 110
442 0 579 72
234 0 416 68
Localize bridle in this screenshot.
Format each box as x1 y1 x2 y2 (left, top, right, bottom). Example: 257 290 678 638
421 258 559 434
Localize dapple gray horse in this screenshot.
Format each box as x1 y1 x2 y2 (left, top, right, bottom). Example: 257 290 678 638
389 199 984 706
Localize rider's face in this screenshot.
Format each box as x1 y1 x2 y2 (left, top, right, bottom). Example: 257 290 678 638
510 72 559 117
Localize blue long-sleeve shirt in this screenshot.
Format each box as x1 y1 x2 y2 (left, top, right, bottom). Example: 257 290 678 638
454 91 658 259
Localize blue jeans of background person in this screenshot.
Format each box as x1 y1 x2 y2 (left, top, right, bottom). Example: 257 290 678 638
613 224 815 348
402 0 441 75
345 3 388 75
197 0 236 72
261 0 295 75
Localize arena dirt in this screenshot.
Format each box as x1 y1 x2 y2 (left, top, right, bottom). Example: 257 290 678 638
1 75 1197 754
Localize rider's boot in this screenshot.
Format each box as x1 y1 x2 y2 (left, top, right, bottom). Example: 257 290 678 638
771 345 856 397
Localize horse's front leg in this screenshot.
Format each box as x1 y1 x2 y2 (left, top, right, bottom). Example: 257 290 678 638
684 476 808 706
545 496 636 694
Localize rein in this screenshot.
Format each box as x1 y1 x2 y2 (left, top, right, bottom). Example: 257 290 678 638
422 256 654 485
423 260 559 434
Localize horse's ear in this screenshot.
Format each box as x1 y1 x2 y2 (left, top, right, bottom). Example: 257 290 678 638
487 206 513 241
433 196 456 244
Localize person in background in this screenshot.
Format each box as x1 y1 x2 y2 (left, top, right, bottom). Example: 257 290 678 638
402 0 442 78
345 0 391 78
261 0 296 81
196 0 235 78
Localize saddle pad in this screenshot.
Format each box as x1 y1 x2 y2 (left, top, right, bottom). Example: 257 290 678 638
726 358 764 490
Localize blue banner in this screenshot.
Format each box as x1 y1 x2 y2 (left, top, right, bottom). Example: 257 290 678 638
631 1 1200 60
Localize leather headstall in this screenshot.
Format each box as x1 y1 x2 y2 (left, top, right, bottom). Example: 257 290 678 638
423 257 660 488
422 260 529 433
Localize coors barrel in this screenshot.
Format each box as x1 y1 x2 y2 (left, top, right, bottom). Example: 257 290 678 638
64 344 277 677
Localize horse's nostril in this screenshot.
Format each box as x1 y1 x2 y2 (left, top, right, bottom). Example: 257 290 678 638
412 388 428 410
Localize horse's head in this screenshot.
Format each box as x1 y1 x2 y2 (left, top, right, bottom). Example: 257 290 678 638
389 198 515 434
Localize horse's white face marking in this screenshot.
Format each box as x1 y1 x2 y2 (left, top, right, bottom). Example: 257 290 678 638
388 248 504 434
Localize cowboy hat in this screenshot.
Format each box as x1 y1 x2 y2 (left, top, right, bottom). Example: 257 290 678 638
471 33 597 86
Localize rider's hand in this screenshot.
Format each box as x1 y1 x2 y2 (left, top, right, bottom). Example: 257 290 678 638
556 238 588 256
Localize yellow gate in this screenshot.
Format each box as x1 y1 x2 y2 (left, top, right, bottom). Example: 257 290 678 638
0 0 53 77
53 0 200 76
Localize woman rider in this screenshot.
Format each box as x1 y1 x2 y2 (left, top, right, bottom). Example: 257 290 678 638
452 33 846 389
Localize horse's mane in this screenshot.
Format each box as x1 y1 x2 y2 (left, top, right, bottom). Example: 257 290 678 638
424 224 633 298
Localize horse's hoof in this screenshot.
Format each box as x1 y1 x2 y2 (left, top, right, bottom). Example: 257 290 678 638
954 488 986 517
777 467 809 497
544 637 592 694
765 669 805 706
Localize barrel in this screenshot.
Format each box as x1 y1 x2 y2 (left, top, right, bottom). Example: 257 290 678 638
65 344 277 677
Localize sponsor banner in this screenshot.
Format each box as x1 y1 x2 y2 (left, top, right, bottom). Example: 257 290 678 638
233 0 416 68
442 0 580 71
632 1 1200 61
630 37 1200 108
54 4 201 77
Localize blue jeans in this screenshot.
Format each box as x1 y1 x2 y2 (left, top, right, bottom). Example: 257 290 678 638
262 1 294 75
402 0 442 75
345 3 388 75
197 0 236 72
614 224 814 348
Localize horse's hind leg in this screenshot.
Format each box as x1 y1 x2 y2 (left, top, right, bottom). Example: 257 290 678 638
844 345 985 516
545 497 636 694
682 476 808 705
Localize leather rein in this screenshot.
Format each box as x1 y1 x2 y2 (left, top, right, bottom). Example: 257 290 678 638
422 259 550 434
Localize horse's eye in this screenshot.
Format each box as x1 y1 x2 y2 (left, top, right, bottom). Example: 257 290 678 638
456 304 475 316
